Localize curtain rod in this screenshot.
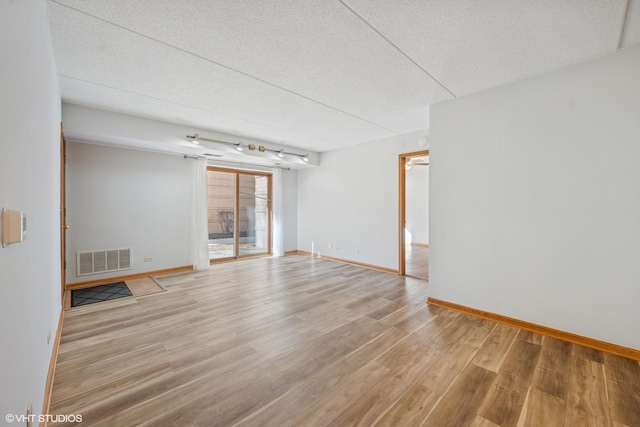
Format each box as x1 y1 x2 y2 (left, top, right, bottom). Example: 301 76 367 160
206 157 291 171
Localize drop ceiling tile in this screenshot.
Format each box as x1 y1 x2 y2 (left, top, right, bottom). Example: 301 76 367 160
49 2 397 150
48 0 633 153
343 0 627 95
59 78 343 153
49 0 446 135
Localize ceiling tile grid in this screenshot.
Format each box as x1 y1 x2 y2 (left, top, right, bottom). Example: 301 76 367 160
342 0 630 95
49 0 450 133
47 0 639 154
48 1 400 151
58 77 342 152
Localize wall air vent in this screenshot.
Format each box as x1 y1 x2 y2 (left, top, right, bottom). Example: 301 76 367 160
77 248 131 276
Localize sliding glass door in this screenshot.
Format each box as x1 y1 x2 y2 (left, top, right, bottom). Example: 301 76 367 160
207 167 271 261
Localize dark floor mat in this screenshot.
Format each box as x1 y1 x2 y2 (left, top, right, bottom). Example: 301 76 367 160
71 281 133 307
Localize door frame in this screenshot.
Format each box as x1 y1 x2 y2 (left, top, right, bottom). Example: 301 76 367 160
398 150 429 276
207 166 272 262
60 124 67 301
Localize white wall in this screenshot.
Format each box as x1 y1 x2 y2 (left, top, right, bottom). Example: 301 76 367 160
66 142 299 280
297 130 429 271
66 142 193 283
430 44 640 350
406 165 429 244
63 104 301 259
0 0 62 418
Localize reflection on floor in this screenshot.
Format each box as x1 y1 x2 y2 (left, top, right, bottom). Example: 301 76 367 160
406 244 429 280
209 243 268 259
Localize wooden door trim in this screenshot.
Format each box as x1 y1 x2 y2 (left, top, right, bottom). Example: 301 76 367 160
206 166 273 262
398 150 429 276
60 124 66 301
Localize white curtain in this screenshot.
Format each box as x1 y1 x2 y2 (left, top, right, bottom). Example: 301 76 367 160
272 167 284 257
192 157 210 270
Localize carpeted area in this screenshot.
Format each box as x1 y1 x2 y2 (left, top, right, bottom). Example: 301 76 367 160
71 281 133 307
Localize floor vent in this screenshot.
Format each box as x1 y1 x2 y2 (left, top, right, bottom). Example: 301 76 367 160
77 248 131 276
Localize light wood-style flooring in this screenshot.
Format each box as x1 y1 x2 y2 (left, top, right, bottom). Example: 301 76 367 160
406 244 428 280
50 255 640 426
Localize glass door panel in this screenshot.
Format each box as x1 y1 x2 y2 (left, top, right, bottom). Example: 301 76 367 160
207 170 236 259
238 174 270 256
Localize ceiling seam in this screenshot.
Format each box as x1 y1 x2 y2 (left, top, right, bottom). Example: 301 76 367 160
338 0 456 98
48 0 400 136
58 74 340 150
617 0 631 49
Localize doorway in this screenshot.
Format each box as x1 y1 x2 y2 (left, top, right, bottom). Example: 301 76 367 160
399 150 429 279
60 124 67 300
206 166 272 262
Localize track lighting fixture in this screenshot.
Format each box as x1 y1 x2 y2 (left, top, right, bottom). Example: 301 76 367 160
186 133 310 163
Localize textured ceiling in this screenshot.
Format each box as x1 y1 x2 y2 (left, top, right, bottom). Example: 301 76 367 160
47 0 639 153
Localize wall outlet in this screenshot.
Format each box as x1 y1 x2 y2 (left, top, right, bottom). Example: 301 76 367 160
144 257 153 262
328 242 332 249
355 248 359 255
47 330 51 345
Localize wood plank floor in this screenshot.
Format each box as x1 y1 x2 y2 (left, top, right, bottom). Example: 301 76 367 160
405 244 428 280
49 255 640 426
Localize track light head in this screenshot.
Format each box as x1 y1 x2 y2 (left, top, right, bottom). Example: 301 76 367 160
189 134 200 144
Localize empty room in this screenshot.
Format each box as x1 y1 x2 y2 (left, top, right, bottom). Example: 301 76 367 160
1 1 640 426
